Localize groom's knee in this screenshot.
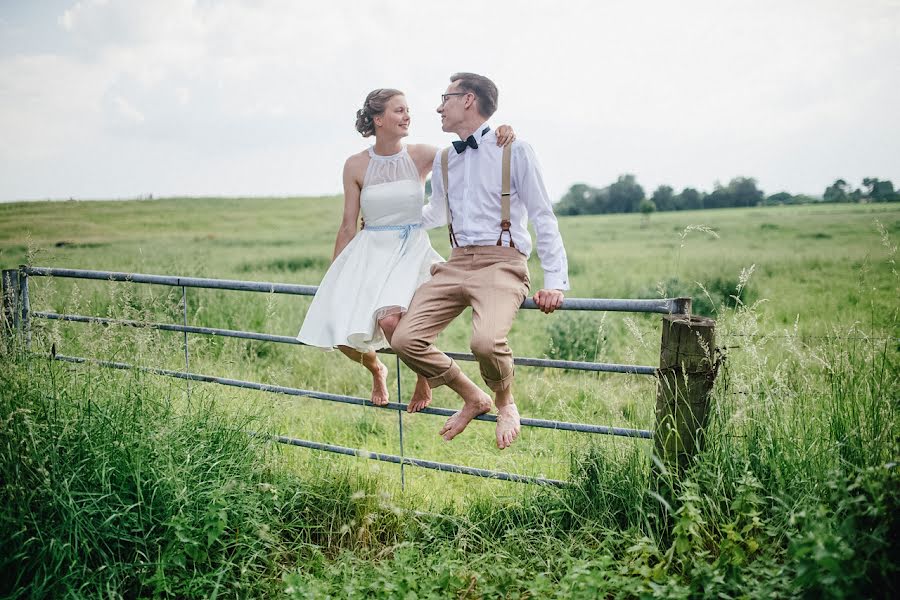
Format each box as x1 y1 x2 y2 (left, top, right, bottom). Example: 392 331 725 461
390 323 419 356
469 332 499 360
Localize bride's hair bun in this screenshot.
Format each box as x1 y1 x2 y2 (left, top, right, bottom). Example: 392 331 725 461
355 88 404 137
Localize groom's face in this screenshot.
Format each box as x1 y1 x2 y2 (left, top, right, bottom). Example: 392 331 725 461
437 82 468 133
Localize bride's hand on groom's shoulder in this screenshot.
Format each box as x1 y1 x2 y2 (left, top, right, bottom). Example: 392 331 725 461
496 125 516 147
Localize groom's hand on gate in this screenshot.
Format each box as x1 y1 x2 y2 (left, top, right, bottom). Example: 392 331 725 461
533 289 564 314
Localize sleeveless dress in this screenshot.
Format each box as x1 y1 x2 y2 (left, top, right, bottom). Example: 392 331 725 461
297 145 444 352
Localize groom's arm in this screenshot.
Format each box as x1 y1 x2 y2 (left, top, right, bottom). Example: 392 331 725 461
516 142 570 292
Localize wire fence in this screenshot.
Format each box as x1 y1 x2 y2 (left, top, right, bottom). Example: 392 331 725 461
5 265 693 488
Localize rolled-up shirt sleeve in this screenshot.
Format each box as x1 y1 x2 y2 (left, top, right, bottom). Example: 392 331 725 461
421 152 448 230
515 142 570 291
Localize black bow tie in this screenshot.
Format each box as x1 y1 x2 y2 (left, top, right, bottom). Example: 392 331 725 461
453 135 479 154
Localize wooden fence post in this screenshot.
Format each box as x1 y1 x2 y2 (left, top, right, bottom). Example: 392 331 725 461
654 313 718 473
2 268 21 340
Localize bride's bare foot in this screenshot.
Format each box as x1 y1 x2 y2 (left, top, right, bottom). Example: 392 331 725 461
496 403 521 450
439 393 492 441
370 362 389 406
407 375 433 413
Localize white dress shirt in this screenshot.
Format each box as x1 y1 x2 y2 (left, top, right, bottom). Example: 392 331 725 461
422 123 570 291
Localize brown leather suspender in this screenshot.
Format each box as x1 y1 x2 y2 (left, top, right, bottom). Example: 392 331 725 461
440 147 459 248
497 144 514 248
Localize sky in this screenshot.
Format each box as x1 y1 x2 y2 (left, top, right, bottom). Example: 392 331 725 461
1 0 898 202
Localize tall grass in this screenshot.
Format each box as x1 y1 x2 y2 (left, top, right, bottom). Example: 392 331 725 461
0 354 410 598
2 293 896 597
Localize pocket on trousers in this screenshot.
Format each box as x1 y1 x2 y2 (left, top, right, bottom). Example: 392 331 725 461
496 261 530 291
517 262 531 291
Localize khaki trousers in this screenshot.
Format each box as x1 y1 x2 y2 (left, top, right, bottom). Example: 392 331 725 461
391 245 530 392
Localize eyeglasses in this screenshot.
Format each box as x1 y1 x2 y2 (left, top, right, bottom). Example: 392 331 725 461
440 92 469 105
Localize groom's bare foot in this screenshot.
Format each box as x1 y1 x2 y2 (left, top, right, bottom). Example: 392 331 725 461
496 403 521 450
439 393 491 441
407 376 433 413
370 362 389 406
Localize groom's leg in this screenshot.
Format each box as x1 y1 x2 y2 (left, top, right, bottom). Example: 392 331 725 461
466 247 530 449
392 253 493 440
467 248 530 393
391 261 468 387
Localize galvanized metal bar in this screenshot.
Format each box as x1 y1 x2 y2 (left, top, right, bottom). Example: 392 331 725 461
32 311 305 344
23 266 319 296
50 353 652 439
32 311 658 376
520 297 685 314
395 355 405 490
24 266 687 314
444 351 657 376
266 434 567 487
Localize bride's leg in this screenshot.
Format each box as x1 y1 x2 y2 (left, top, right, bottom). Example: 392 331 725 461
379 313 433 413
337 345 389 406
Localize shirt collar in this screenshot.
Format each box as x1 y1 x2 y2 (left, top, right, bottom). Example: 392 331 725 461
466 121 491 144
477 122 492 143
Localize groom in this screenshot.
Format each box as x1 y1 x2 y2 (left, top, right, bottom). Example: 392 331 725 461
391 72 569 449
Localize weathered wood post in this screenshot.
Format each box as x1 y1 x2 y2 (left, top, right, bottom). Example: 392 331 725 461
654 304 718 474
2 268 21 341
19 265 31 350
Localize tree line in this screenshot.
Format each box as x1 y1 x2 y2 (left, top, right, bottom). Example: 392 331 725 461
553 175 900 216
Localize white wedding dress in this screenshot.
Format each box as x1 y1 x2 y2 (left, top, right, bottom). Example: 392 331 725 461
297 145 443 352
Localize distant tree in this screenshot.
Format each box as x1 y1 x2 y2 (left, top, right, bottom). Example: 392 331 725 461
862 177 878 197
870 179 897 202
555 183 592 215
676 187 703 210
823 179 848 203
638 198 656 227
591 188 612 214
703 177 763 209
728 177 764 207
765 191 793 205
607 174 645 213
651 185 676 211
704 184 731 209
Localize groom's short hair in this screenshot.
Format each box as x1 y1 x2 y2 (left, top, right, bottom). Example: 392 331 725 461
450 72 498 119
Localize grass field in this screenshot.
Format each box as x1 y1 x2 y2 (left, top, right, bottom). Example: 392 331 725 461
1 198 897 598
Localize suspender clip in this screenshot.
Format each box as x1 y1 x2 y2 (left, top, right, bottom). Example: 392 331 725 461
497 220 515 248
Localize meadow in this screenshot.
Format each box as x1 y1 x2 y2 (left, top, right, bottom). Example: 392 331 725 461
0 198 897 598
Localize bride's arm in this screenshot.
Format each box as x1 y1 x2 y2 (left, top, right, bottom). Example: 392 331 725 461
332 156 364 262
408 144 441 180
406 144 445 229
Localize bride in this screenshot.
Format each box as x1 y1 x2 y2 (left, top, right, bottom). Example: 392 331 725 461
297 88 515 411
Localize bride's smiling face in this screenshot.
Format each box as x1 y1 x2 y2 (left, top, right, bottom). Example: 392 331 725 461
374 95 410 138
